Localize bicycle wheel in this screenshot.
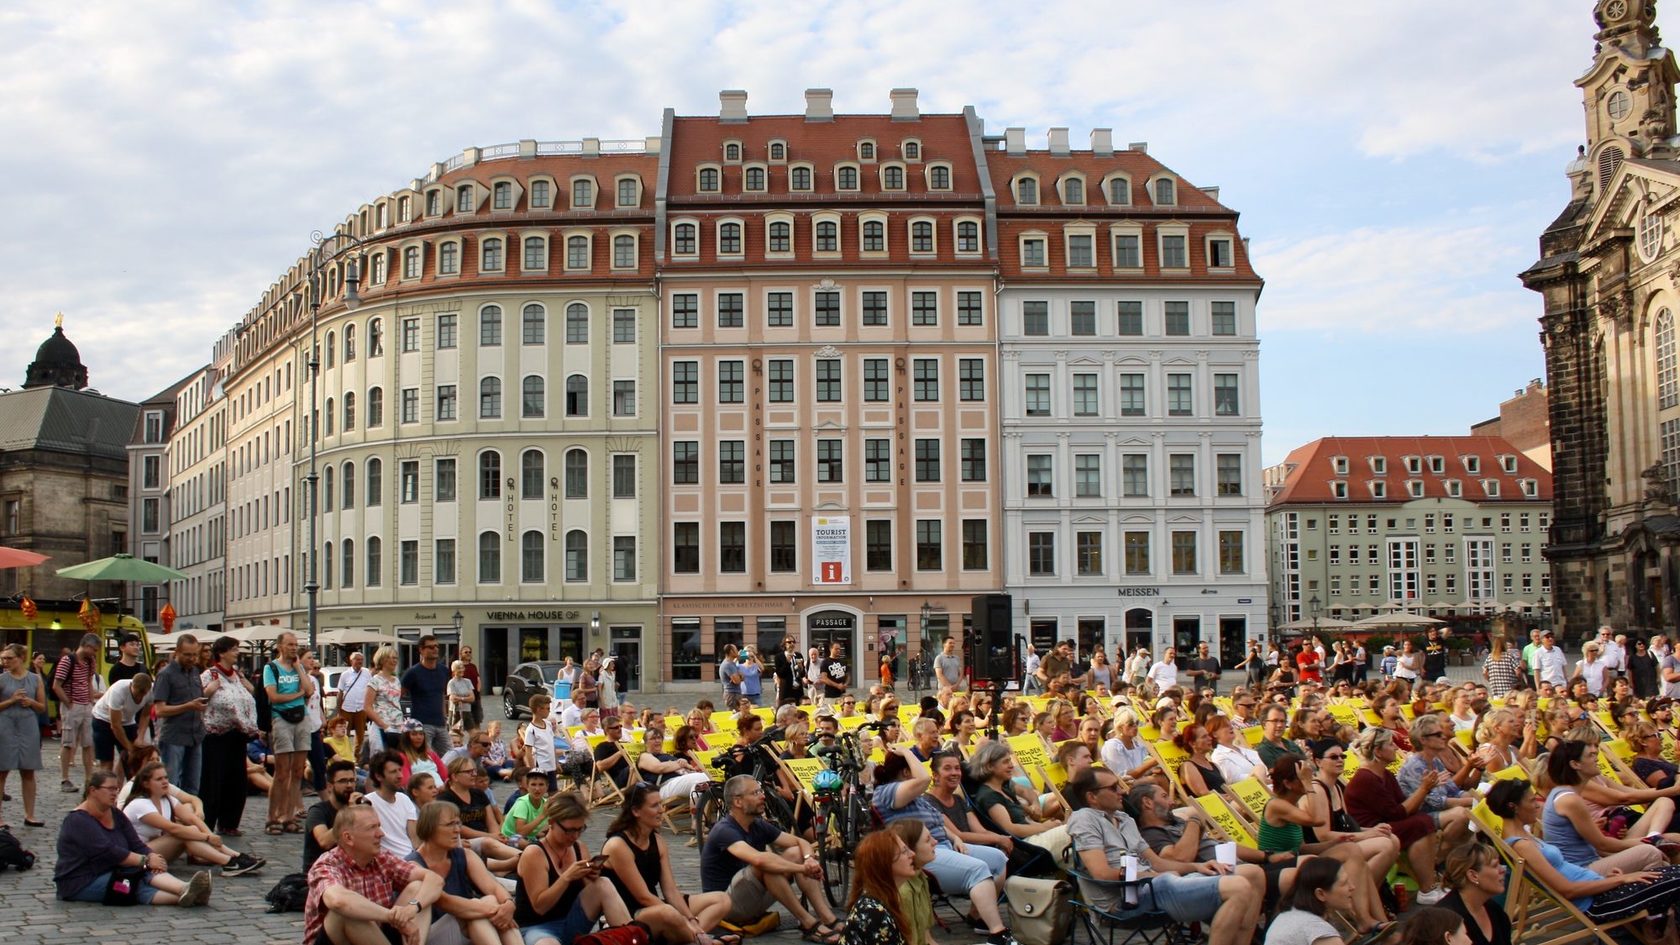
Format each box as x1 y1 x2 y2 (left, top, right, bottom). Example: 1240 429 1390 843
763 789 797 833
845 791 873 844
817 804 850 908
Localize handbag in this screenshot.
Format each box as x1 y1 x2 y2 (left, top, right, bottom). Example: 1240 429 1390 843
276 705 306 725
1004 875 1073 945
102 864 146 906
573 922 651 945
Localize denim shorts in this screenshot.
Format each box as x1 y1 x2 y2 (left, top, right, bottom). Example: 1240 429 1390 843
521 899 596 945
1141 871 1223 924
67 870 160 904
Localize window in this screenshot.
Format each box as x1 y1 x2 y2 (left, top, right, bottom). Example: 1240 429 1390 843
341 539 355 588
791 166 812 190
915 439 941 482
672 361 698 404
883 165 905 190
400 540 418 585
916 520 943 570
519 531 544 583
698 167 719 192
572 178 593 207
1164 301 1190 335
865 439 890 483
1171 531 1197 574
617 178 638 207
612 235 636 269
530 180 551 208
961 439 987 482
724 142 741 161
1064 177 1085 204
1068 234 1094 267
565 449 588 498
1167 374 1192 416
1112 302 1143 338
865 359 889 402
479 377 502 419
565 531 587 581
1125 532 1150 574
719 441 745 484
1028 532 1056 576
403 246 421 278
1114 233 1141 269
931 165 952 190
1217 453 1243 496
437 313 457 348
1073 373 1098 416
814 290 840 327
342 392 355 431
1208 237 1234 268
913 359 938 401
1025 374 1051 416
1161 234 1187 268
1154 178 1176 205
719 522 746 573
400 461 419 504
435 384 456 421
1026 454 1053 496
1069 300 1097 336
768 221 791 253
1214 374 1240 416
1660 309 1678 408
859 290 888 327
519 303 545 345
717 293 743 328
956 219 978 253
1122 454 1149 497
1218 531 1245 575
613 537 636 581
862 220 885 252
719 222 742 255
565 375 588 416
760 290 794 328
673 223 697 256
817 440 844 482
567 235 589 270
1212 301 1237 336
672 293 698 329
816 360 842 402
718 360 745 403
1016 177 1038 204
672 442 699 484
1169 454 1196 496
959 359 984 401
1075 454 1101 497
769 440 796 483
456 185 474 213
365 458 382 506
1023 300 1049 335
478 451 501 499
910 220 933 252
435 459 456 501
867 520 893 571
522 376 545 418
1022 237 1047 267
815 219 839 252
911 291 937 325
482 237 503 271
770 521 797 572
613 380 635 417
768 360 793 402
611 307 635 344
858 141 875 160
673 523 700 573
439 242 459 275
480 305 502 345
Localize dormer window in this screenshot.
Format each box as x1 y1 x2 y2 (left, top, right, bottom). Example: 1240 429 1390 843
836 165 859 191
903 140 921 161
571 178 594 208
882 165 905 190
1016 177 1039 205
768 141 787 162
1332 480 1348 499
1482 479 1500 498
1332 456 1349 475
790 165 813 191
698 167 720 192
1522 478 1538 497
1463 455 1481 474
928 164 952 190
1404 456 1422 474
530 180 552 209
744 166 767 192
426 189 442 216
1428 455 1445 474
1500 454 1518 473
1445 479 1462 497
1153 178 1176 205
1369 481 1387 499
456 184 474 213
1106 176 1131 205
724 141 742 162
858 140 876 162
1062 177 1085 205
1370 456 1387 475
1208 236 1234 268
1407 480 1424 498
492 182 513 210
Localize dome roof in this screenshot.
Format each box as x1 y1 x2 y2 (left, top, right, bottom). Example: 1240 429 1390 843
23 319 89 390
35 325 80 365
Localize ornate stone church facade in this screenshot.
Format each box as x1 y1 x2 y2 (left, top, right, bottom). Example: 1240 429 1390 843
1526 0 1680 639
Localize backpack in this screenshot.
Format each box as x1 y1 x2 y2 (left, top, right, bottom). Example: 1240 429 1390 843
1004 875 1073 945
0 827 35 872
253 661 272 732
264 871 308 912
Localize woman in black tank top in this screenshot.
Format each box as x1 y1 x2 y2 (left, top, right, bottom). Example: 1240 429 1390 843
601 785 739 945
512 792 634 945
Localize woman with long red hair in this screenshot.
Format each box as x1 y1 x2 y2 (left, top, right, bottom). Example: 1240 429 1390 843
845 831 917 945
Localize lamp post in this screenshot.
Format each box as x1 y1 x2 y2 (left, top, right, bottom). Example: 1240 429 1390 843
304 229 366 652
1309 593 1323 639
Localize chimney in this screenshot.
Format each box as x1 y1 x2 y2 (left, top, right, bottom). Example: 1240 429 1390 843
890 88 919 121
1127 141 1148 154
1090 129 1113 156
719 90 748 123
805 88 834 121
1048 128 1070 155
1005 127 1026 155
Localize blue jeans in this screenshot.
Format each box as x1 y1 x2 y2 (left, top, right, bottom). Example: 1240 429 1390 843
67 870 161 904
159 741 201 796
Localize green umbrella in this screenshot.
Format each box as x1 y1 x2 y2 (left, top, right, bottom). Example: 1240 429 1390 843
56 553 188 582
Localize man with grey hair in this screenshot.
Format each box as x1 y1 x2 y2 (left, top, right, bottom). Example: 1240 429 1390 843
52 632 102 793
700 774 842 937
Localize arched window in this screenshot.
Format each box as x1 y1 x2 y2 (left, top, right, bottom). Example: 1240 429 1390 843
341 538 355 589
368 318 383 356
1154 178 1176 205
325 332 336 368
769 221 792 253
910 220 934 252
439 241 459 274
479 450 501 500
956 220 980 253
1108 177 1130 205
478 531 501 583
522 303 545 344
1064 178 1084 204
929 165 950 190
613 235 636 268
521 531 545 583
816 220 838 252
566 303 589 343
566 375 588 416
523 236 546 270
883 166 904 190
565 448 588 498
1016 177 1038 205
837 166 859 190
521 450 545 498
862 220 885 252
341 461 355 509
344 324 357 362
1659 309 1678 409
567 235 589 269
674 223 697 255
322 540 333 589
572 178 593 207
698 168 719 192
791 167 812 191
522 375 545 418
342 391 356 431
323 467 334 510
480 377 502 419
482 238 504 271
744 167 766 191
480 304 502 346
366 458 382 507
719 223 742 255
770 142 786 160
324 397 335 435
492 181 512 209
365 537 382 587
565 530 587 582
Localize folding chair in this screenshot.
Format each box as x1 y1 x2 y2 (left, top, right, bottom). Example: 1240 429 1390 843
1062 845 1200 945
1480 825 1649 945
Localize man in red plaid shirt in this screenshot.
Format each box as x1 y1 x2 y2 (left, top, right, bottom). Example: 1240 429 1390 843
304 805 441 945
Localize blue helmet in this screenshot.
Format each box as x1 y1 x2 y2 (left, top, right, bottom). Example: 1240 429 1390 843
812 769 843 794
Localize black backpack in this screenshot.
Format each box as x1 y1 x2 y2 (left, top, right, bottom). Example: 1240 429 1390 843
253 661 272 733
265 871 308 912
0 827 36 872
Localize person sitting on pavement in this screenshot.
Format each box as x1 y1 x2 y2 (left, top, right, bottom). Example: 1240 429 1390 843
441 757 520 872
842 831 921 945
603 783 738 945
701 774 847 944
366 749 420 858
1066 768 1261 945
122 760 264 877
513 791 634 945
396 718 445 786
306 759 362 873
304 804 444 945
54 768 213 906
870 747 1015 945
502 766 557 847
409 799 520 945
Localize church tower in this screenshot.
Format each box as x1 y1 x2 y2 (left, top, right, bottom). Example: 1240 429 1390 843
23 314 89 390
1576 0 1680 200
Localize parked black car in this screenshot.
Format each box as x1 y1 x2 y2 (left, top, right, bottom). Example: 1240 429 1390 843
503 661 569 719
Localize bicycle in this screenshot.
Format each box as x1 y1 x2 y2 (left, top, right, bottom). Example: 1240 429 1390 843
811 730 875 907
692 732 800 844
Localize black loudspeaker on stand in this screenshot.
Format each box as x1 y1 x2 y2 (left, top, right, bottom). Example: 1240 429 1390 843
968 593 1017 687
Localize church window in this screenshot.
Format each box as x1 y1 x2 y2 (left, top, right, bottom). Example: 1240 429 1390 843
1658 309 1678 409
1640 211 1665 262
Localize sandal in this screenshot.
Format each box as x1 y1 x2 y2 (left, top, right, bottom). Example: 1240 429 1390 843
265 822 285 835
799 922 840 944
22 819 43 828
283 821 303 833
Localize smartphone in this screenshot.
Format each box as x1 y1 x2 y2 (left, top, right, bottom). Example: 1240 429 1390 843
587 854 608 869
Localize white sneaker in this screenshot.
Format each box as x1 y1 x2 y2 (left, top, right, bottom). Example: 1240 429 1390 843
1414 887 1447 906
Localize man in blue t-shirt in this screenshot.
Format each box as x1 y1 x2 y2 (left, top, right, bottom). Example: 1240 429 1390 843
400 635 452 755
699 775 842 936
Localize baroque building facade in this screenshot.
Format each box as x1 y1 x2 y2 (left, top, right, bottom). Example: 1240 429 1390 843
1526 0 1680 639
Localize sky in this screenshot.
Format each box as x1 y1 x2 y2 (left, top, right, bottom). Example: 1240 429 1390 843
0 1 1602 464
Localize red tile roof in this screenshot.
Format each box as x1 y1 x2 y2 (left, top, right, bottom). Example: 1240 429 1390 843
986 150 1230 213
1268 436 1554 507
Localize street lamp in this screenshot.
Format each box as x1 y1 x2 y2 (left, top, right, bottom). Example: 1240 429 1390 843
304 229 366 652
1309 593 1323 638
452 611 464 633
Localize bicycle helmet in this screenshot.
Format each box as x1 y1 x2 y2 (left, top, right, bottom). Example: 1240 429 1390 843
812 768 844 797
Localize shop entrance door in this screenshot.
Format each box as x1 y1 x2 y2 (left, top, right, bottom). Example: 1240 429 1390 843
1124 608 1154 657
610 627 641 693
806 612 856 688
1219 617 1249 673
1172 617 1201 669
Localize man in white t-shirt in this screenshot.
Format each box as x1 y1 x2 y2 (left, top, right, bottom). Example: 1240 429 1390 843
92 673 154 768
806 647 824 702
1147 648 1179 693
1597 626 1625 678
334 651 372 757
366 751 418 857
557 690 587 729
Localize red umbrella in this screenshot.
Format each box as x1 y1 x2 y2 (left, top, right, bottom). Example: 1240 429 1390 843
0 547 48 570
